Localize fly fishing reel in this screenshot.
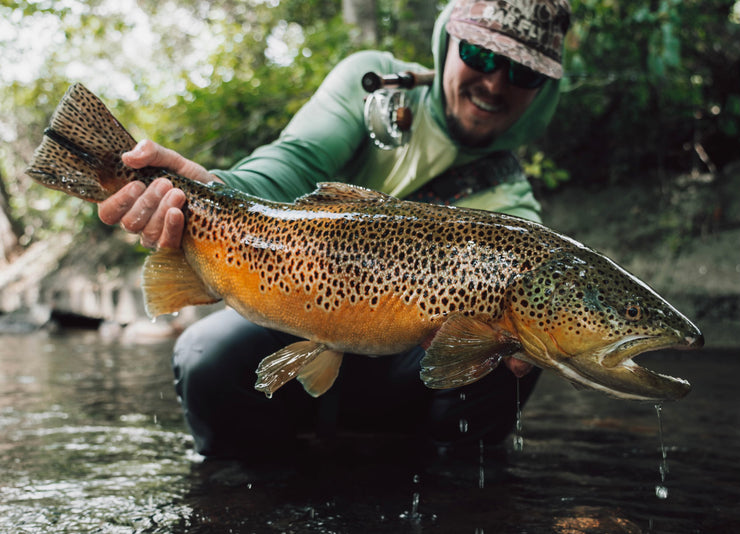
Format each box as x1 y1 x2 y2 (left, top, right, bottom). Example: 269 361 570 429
361 70 433 150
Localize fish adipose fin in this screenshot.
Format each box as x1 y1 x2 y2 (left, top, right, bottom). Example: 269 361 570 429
256 341 344 398
420 313 521 389
26 83 167 202
295 182 397 206
142 248 221 317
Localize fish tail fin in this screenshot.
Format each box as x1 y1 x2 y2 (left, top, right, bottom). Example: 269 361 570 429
26 83 163 203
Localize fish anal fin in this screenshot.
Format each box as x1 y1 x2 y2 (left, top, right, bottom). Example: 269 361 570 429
297 350 344 398
420 313 521 389
255 341 327 398
295 182 396 206
141 247 220 317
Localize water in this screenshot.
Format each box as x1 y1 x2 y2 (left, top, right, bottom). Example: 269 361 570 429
1 331 739 533
513 377 525 451
655 403 669 500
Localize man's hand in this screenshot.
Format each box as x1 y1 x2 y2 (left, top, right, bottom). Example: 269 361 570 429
98 140 221 249
504 357 533 378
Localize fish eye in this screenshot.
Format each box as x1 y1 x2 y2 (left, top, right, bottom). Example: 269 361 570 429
624 304 643 321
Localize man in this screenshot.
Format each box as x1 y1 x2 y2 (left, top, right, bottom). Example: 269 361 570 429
99 0 571 460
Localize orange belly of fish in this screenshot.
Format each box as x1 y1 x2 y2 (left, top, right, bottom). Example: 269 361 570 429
185 237 432 355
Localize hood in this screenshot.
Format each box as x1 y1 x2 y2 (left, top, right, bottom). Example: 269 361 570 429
428 1 562 156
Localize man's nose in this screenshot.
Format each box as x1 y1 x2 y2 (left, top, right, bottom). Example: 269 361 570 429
480 68 508 91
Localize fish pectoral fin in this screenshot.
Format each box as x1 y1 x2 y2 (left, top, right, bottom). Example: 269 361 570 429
420 313 521 389
255 341 341 398
141 247 221 317
295 182 397 206
297 350 344 398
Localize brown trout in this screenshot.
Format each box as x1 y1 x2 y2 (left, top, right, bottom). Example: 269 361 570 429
27 84 703 401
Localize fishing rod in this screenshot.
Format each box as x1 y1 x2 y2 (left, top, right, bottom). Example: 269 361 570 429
361 70 435 93
361 70 434 150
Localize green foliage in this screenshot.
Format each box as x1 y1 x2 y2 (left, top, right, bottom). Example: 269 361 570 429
539 0 740 185
154 10 357 169
2 0 739 245
0 0 355 243
521 150 570 189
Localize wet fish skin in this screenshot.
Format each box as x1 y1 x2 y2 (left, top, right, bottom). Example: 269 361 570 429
26 83 703 402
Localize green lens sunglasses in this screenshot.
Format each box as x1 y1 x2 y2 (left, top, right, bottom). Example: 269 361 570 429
458 40 549 89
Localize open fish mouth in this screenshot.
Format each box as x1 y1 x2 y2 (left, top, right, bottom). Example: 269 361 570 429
557 334 703 401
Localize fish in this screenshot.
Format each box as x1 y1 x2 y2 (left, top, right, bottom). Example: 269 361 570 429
26 83 704 402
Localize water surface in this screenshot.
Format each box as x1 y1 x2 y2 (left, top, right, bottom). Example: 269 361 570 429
0 331 738 533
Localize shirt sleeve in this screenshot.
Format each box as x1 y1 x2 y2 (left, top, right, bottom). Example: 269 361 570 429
212 51 392 202
453 180 542 223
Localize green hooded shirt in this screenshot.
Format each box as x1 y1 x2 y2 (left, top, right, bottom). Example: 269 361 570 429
212 1 561 223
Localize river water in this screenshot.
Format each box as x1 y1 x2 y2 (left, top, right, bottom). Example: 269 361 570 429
0 330 738 533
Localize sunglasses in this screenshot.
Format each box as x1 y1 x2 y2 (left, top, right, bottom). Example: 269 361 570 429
457 40 549 89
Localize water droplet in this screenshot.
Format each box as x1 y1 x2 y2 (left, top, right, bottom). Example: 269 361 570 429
513 377 524 451
459 418 469 433
411 492 420 512
655 403 670 499
478 439 485 489
659 461 669 479
399 475 423 523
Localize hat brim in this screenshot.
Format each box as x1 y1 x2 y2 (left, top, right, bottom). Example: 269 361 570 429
447 20 563 79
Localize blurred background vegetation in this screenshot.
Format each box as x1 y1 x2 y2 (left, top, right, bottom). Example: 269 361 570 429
1 0 739 263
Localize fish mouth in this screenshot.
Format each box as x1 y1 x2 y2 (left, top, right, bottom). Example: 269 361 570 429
557 333 703 401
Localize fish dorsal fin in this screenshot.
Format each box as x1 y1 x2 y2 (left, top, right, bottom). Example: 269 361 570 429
255 341 344 398
141 248 221 318
295 182 397 206
420 313 521 389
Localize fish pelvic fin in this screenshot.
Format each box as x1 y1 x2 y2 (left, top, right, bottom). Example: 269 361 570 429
420 313 521 389
26 83 166 203
141 248 220 318
297 350 344 398
255 341 343 398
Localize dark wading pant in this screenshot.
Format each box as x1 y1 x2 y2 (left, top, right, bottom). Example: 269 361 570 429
172 308 540 459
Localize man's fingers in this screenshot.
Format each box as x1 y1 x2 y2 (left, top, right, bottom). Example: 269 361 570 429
119 178 172 234
504 357 533 378
140 187 186 249
98 181 146 226
121 140 164 169
122 139 219 184
158 208 185 249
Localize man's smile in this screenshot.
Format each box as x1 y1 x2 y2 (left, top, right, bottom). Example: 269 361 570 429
468 90 506 114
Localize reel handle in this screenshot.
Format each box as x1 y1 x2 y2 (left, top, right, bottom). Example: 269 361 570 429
361 70 435 93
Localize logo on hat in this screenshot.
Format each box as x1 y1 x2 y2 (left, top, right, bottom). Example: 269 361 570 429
446 0 571 79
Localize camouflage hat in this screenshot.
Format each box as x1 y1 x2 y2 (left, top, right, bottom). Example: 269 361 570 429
446 0 571 79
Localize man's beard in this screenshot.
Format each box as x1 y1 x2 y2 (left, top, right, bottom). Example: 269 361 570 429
445 112 497 148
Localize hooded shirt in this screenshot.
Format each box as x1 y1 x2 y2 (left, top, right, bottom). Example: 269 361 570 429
212 1 561 222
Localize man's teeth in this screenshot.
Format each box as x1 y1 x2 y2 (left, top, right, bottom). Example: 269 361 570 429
470 95 503 113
